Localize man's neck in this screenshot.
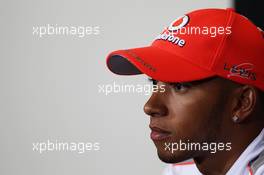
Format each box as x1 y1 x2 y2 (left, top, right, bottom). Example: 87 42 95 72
193 127 263 175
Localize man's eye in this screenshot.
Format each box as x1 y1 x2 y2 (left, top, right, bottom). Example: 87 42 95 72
170 82 191 91
148 78 158 85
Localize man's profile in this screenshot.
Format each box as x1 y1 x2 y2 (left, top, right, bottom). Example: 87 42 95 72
106 8 264 175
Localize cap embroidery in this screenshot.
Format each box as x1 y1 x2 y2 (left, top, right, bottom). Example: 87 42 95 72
224 63 257 81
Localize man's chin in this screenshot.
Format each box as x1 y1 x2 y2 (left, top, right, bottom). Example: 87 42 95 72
157 150 193 163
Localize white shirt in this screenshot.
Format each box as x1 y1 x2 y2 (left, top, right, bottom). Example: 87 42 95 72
163 129 264 175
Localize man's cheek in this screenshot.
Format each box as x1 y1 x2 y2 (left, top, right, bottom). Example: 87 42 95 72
169 113 207 140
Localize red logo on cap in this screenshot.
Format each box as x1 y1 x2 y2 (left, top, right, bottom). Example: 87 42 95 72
168 15 190 32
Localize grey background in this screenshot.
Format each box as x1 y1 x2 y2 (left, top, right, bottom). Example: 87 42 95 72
0 0 230 174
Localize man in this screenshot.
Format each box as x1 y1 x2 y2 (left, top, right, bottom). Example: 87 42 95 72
106 8 264 175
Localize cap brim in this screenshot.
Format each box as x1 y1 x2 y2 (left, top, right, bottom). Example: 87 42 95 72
106 46 216 82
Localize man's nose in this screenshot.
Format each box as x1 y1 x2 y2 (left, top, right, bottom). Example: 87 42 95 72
143 92 168 117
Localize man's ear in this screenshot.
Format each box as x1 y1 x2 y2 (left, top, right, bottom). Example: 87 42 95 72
231 85 257 123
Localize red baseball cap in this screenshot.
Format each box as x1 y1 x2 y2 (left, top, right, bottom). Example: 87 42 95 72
106 8 264 91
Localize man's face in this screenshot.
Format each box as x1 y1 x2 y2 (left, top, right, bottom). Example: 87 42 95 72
144 77 233 163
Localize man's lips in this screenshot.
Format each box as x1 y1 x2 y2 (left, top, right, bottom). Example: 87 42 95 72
149 125 172 141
